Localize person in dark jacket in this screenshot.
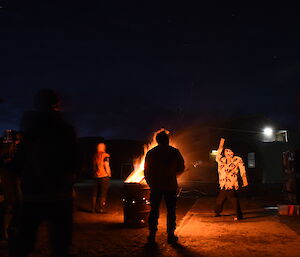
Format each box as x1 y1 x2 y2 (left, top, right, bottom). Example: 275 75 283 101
144 130 185 244
11 89 76 257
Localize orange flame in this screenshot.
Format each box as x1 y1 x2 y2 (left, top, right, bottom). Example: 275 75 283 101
125 128 174 183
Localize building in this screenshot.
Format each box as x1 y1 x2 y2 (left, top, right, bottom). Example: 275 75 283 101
174 115 300 192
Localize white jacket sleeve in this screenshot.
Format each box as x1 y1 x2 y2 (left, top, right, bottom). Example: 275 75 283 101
216 138 225 163
216 150 222 163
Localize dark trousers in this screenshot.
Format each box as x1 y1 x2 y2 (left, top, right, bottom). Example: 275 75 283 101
215 189 243 217
94 177 110 211
148 190 177 234
7 203 22 255
11 200 73 257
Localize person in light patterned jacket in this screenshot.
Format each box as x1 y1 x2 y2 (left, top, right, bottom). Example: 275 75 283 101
214 138 248 220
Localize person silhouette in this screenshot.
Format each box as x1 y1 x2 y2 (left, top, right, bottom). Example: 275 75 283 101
144 130 185 244
92 142 111 213
11 89 77 257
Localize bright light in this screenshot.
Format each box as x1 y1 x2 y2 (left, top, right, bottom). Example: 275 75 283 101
263 127 273 136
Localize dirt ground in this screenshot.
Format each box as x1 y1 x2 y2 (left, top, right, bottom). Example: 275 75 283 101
1 181 300 257
177 198 300 257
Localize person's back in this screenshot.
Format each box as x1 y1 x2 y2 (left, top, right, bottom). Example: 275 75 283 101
19 110 76 201
144 145 184 191
144 130 185 244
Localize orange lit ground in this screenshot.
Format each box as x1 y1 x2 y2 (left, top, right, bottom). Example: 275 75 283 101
1 181 300 257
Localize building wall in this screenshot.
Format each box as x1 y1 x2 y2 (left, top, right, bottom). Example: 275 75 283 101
175 125 300 185
257 142 284 184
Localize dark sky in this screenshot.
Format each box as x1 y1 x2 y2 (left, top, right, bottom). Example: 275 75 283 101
1 1 300 139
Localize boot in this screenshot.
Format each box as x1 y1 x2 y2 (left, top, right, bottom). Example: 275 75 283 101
91 196 97 213
233 215 243 221
167 231 178 244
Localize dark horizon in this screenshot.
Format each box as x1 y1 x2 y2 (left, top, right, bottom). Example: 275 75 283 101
1 1 300 139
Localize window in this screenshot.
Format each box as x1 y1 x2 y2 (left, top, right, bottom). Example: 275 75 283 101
209 149 218 162
276 130 288 142
247 152 255 168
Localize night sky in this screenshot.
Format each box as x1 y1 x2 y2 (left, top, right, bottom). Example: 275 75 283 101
1 1 300 139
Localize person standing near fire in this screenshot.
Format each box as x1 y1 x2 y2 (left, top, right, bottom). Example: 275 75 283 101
215 138 248 220
92 142 111 213
144 130 185 244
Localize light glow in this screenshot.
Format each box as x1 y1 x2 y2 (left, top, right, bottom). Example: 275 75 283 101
263 127 273 136
125 128 176 183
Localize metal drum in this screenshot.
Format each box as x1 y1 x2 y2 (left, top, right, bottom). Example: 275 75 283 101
123 182 151 227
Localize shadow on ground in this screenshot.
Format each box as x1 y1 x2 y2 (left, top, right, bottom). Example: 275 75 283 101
171 243 204 257
140 242 202 257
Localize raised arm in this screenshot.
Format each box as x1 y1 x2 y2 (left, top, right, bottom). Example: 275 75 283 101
216 138 225 163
